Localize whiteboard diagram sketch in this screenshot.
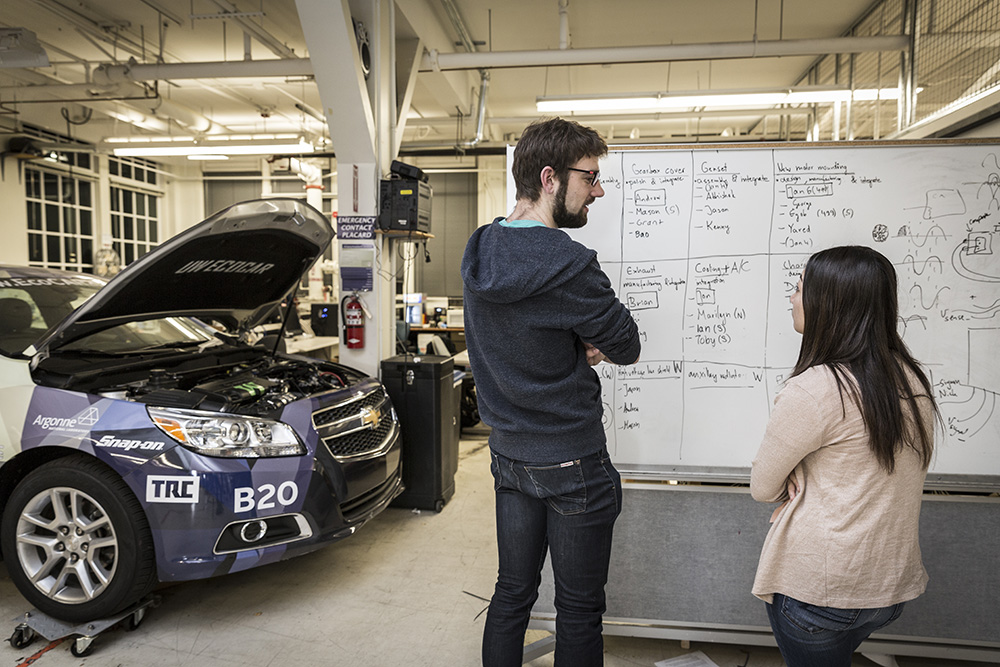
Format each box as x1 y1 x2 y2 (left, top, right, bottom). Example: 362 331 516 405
560 143 1000 481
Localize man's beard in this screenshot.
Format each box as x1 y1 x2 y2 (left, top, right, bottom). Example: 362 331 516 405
552 179 591 229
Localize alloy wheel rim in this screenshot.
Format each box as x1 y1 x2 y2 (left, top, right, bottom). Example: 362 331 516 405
15 486 119 604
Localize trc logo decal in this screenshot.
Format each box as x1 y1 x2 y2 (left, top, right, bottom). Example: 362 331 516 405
146 475 200 503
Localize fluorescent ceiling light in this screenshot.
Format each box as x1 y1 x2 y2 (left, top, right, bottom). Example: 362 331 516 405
187 154 229 161
105 133 299 144
112 139 314 157
537 87 906 114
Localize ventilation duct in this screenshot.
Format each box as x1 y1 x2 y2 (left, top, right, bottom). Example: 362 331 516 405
0 28 49 69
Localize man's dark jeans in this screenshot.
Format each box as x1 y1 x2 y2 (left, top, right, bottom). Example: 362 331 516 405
482 446 622 667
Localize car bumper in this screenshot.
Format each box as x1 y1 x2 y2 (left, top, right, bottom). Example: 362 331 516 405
134 386 403 582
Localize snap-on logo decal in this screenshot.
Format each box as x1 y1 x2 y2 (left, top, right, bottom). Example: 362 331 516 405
146 476 200 503
96 435 166 452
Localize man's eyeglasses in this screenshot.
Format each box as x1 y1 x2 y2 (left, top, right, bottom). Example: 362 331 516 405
567 167 600 186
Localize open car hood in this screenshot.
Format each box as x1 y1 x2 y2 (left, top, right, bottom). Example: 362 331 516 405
34 198 333 355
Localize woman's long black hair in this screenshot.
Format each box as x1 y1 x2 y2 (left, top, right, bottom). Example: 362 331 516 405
791 245 938 473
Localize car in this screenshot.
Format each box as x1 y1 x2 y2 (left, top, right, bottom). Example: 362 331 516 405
0 198 402 623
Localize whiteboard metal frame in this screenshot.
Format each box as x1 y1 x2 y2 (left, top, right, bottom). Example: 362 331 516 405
573 138 1000 491
527 614 1000 663
617 466 1000 492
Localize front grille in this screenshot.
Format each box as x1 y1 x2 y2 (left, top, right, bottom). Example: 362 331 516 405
313 387 396 461
313 390 384 428
324 418 393 458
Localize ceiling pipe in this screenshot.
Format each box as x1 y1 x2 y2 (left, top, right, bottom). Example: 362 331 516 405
88 101 172 132
0 83 116 100
439 0 479 54
402 84 811 148
406 108 813 128
436 0 491 149
421 35 909 72
559 0 570 50
288 156 323 185
93 59 314 83
30 0 147 61
35 0 293 64
455 71 490 149
413 78 491 151
206 0 297 59
60 36 907 84
2 76 215 134
132 95 215 134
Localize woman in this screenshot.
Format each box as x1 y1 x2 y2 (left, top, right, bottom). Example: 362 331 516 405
750 245 939 667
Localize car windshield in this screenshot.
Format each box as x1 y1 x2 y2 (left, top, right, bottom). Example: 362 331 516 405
0 274 217 357
60 316 220 354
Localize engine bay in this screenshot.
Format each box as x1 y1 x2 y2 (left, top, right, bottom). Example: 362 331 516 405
127 356 358 415
34 346 366 417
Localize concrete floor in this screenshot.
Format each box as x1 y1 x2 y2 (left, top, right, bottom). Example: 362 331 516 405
0 429 994 666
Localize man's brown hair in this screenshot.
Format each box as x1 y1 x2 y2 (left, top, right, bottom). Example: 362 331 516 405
511 117 607 202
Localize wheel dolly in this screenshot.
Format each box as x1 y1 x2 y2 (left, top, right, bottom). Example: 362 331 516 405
7 596 158 657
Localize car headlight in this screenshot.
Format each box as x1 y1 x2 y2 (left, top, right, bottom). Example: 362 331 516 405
148 407 306 458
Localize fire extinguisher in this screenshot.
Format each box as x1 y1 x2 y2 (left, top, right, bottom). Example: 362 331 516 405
341 294 366 349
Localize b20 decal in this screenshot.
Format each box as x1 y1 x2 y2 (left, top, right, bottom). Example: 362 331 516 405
234 482 299 513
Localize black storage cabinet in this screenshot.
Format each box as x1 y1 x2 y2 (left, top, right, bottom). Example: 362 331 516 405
381 355 458 511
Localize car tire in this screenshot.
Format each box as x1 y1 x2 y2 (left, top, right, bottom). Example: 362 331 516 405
0 454 156 623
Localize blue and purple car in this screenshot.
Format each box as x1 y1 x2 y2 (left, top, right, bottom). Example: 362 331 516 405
0 199 402 622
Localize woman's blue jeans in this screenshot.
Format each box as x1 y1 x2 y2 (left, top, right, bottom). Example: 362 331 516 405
765 593 906 667
482 446 623 667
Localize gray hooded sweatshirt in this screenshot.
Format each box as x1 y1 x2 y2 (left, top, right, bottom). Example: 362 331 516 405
461 217 640 462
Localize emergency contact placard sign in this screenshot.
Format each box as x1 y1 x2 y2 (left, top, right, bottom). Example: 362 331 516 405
337 216 376 240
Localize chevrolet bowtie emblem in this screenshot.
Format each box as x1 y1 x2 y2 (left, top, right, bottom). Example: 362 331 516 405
360 406 381 429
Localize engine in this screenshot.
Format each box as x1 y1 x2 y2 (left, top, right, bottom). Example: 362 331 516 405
116 357 355 416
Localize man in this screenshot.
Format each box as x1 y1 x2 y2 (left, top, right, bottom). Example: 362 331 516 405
461 117 641 666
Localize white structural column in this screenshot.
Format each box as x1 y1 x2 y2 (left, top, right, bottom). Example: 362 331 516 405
0 158 30 265
295 0 377 163
164 162 206 236
296 0 395 377
368 0 398 372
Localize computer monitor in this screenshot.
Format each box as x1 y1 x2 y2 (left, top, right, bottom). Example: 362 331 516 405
405 304 423 325
310 303 337 336
403 293 424 325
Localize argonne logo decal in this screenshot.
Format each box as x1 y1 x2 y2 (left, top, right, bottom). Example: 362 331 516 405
78 406 100 426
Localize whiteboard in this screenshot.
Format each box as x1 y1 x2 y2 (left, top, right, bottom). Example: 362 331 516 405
533 142 1000 482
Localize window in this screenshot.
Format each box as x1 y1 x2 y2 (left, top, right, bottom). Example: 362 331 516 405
25 167 96 273
108 157 162 266
109 186 160 266
108 155 157 186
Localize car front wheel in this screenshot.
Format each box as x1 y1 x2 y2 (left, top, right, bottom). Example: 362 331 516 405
1 454 156 623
